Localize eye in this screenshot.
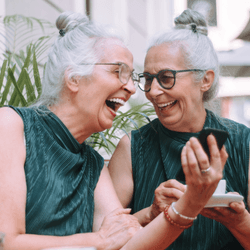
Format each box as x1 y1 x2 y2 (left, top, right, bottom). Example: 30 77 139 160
159 71 174 84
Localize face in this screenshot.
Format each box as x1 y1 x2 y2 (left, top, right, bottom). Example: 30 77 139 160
78 39 136 133
144 43 206 132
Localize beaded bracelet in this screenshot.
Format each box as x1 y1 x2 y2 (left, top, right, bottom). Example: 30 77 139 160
171 202 197 221
164 205 193 229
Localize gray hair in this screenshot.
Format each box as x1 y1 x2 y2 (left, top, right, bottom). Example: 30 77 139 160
147 9 219 102
33 11 125 107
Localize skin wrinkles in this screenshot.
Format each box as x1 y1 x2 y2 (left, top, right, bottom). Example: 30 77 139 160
144 43 207 133
52 39 136 144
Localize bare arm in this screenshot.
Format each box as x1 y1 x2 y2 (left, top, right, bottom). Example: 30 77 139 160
0 108 140 250
109 134 154 225
120 135 227 250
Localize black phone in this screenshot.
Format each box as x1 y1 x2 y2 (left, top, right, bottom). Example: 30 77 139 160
176 128 229 183
198 128 229 157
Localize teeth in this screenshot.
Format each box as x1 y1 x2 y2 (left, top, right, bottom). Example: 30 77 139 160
107 98 125 106
158 100 176 108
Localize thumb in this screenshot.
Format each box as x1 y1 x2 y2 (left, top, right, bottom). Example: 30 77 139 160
110 207 132 216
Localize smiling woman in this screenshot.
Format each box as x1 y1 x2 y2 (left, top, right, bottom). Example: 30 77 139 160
0 11 140 250
109 8 250 250
0 9 234 250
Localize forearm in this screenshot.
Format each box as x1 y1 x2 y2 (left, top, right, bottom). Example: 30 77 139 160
122 196 202 250
4 232 105 250
133 206 153 226
226 210 250 250
121 212 184 250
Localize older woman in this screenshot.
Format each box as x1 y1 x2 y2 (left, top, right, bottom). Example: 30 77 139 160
109 9 250 250
0 10 226 250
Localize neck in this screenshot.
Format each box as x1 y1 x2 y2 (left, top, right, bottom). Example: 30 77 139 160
49 103 95 144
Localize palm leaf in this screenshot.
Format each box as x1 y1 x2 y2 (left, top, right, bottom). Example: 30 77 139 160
0 60 7 90
0 64 16 106
7 67 27 106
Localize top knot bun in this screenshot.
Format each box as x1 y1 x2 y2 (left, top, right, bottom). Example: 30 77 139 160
174 9 208 36
56 11 89 35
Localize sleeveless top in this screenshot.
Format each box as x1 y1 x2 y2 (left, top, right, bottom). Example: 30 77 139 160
9 106 104 236
131 109 249 250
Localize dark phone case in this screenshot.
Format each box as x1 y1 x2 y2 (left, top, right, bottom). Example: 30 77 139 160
198 128 229 156
176 128 229 183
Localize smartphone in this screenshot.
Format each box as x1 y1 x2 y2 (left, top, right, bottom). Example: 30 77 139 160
198 128 229 157
176 128 229 183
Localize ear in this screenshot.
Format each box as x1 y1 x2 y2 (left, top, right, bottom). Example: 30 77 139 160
200 70 214 92
64 70 80 93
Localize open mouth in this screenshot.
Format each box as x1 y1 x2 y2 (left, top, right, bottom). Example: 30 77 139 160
106 98 125 114
158 100 177 110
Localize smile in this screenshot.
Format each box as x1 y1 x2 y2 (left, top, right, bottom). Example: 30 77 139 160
106 98 126 115
157 100 177 109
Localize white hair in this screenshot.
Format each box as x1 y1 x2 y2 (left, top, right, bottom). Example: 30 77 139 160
33 11 125 107
147 9 219 102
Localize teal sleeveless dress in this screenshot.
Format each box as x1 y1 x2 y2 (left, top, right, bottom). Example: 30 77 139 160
9 106 104 236
131 109 249 250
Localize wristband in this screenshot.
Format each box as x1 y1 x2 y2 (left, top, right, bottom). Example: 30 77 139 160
164 205 193 229
171 202 197 221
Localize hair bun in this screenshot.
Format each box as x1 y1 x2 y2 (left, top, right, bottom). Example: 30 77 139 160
56 11 89 36
174 9 208 36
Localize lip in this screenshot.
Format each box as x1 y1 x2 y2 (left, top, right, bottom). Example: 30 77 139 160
106 97 127 117
156 100 177 109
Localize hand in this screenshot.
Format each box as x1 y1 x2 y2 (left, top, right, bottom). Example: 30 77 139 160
201 193 248 228
98 208 141 250
149 180 186 220
181 135 228 209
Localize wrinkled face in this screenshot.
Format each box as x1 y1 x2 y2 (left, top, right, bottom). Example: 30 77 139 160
144 43 205 132
78 39 136 132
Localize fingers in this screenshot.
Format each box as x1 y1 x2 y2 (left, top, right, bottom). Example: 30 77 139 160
109 207 132 216
161 180 186 193
182 138 210 177
229 200 246 213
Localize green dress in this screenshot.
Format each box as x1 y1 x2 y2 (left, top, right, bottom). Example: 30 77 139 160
9 106 104 236
131 109 249 250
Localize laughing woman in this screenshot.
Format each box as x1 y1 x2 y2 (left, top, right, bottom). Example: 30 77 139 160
109 9 250 250
0 10 226 250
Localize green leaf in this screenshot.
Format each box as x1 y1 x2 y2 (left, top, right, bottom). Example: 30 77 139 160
0 66 15 107
23 69 36 103
32 48 41 97
0 60 7 90
7 68 27 106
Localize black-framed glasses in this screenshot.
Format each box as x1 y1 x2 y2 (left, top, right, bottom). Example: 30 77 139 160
86 63 139 85
138 69 205 92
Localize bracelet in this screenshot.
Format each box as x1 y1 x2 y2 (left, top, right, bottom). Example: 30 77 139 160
164 205 193 229
171 202 197 221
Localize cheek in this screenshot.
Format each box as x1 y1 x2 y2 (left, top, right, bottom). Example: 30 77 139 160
145 93 152 102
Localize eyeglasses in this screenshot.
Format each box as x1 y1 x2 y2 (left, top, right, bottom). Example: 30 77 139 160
85 63 139 85
138 69 205 92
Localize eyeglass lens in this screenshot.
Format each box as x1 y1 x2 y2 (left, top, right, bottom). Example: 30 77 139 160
119 63 131 84
139 70 175 91
119 63 139 85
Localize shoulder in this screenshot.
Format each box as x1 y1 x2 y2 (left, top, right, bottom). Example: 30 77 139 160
131 118 160 141
208 110 250 138
0 107 24 131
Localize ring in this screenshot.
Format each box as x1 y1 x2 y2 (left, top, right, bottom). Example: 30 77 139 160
201 166 211 173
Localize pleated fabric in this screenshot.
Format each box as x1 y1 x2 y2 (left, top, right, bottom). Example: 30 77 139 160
131 109 249 250
9 106 104 236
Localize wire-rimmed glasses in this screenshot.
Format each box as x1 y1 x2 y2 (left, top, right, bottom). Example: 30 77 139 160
138 69 205 92
86 63 139 85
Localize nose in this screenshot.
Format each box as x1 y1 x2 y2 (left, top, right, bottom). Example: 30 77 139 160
147 77 163 97
123 77 136 95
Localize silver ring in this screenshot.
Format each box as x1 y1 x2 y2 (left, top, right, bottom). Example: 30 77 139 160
201 166 211 173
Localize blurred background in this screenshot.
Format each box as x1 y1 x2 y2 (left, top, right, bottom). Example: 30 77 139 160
1 0 250 134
